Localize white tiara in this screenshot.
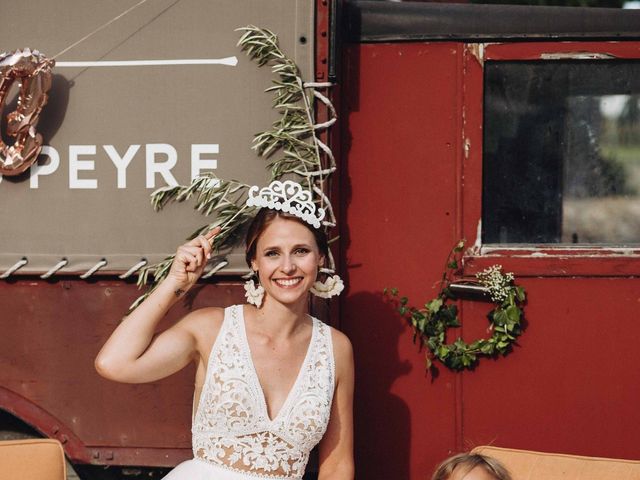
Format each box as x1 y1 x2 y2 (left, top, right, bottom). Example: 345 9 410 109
246 180 325 228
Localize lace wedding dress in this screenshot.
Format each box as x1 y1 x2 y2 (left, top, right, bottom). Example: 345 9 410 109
163 304 336 480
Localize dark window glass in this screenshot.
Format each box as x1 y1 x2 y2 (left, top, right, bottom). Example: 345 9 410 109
483 60 640 245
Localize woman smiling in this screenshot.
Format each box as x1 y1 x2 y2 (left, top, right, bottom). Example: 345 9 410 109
95 181 354 480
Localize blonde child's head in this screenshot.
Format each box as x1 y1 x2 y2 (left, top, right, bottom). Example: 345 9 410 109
432 453 513 480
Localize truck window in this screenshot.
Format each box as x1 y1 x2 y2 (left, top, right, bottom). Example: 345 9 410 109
482 60 640 245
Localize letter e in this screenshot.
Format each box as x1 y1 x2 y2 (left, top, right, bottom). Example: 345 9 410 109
191 144 219 182
69 145 98 189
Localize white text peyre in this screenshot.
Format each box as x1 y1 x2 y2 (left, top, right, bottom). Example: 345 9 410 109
2 143 219 189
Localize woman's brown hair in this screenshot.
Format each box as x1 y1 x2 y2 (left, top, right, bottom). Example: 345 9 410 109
432 453 513 480
245 208 329 267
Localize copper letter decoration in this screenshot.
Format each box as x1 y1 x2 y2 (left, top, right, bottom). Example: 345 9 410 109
0 48 54 176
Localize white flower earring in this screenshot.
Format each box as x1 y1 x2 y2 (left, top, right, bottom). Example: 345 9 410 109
310 273 344 299
244 271 265 307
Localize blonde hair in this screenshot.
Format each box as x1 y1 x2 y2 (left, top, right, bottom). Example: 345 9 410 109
432 453 513 480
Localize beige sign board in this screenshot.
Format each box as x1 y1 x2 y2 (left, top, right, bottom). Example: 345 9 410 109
0 0 314 276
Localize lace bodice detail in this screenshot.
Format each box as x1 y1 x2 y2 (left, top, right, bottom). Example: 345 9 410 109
192 305 335 479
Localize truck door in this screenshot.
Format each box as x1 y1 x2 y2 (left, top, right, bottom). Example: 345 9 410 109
340 2 640 478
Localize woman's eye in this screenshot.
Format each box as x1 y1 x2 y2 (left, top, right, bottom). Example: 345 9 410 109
265 251 279 257
294 248 310 255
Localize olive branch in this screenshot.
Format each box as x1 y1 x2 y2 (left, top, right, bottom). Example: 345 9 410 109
238 26 337 227
129 26 337 311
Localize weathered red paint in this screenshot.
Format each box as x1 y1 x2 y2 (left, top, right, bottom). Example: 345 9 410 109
460 278 640 458
484 41 640 61
83 446 190 467
340 42 465 479
465 254 640 277
0 387 90 462
0 279 244 466
341 39 640 479
315 0 331 83
458 39 640 465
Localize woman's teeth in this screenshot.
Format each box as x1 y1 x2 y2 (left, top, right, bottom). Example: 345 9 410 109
275 278 302 287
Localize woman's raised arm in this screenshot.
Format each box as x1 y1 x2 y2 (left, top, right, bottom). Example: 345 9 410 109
317 329 355 480
94 228 219 383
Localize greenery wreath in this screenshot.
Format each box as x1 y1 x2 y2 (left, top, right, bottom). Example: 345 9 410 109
385 241 526 372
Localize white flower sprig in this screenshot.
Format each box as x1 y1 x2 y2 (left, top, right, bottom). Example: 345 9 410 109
475 264 515 304
244 279 265 307
310 275 344 298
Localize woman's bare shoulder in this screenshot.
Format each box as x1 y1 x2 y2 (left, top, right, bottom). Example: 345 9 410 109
179 306 226 349
328 326 354 375
328 326 352 351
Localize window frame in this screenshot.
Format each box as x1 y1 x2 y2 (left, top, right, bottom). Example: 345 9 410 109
460 41 640 277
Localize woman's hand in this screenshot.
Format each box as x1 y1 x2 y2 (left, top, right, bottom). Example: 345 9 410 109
166 227 220 293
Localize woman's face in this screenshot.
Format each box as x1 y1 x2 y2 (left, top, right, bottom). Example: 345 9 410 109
251 216 324 307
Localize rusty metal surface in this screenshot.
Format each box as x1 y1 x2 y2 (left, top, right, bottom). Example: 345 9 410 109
0 279 245 466
344 1 640 43
0 387 89 462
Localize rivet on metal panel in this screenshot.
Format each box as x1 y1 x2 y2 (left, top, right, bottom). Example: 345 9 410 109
464 138 471 159
51 425 60 434
93 451 100 459
60 434 68 444
105 451 114 460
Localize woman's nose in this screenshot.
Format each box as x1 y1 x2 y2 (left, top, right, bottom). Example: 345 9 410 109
280 255 296 274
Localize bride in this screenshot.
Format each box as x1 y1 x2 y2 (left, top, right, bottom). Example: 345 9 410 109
95 183 354 480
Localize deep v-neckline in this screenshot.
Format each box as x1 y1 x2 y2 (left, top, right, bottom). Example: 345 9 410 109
239 305 316 423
